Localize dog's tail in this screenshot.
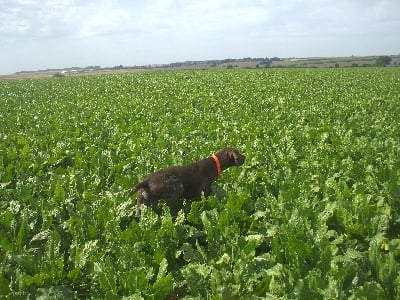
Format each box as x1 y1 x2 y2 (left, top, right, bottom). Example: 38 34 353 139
127 181 148 197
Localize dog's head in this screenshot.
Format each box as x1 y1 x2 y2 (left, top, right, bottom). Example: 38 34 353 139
216 147 245 169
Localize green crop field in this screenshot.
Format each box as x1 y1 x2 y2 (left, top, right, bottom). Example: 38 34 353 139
1 68 399 299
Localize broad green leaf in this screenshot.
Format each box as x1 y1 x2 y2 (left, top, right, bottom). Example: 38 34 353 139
150 273 173 300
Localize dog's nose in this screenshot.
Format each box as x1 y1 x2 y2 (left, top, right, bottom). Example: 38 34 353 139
236 155 245 165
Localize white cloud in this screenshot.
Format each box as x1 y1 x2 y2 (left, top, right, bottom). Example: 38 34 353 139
0 0 399 74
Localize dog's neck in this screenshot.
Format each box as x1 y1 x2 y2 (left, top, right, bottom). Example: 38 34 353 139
211 154 222 178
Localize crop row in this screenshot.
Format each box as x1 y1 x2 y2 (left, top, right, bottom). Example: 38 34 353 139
0 68 399 298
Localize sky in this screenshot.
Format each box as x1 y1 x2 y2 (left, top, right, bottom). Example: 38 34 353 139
1 0 399 75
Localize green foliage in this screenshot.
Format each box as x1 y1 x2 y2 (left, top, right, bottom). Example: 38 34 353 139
1 68 400 298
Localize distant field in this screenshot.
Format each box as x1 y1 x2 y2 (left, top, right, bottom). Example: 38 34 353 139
1 68 399 298
271 56 378 68
1 54 399 80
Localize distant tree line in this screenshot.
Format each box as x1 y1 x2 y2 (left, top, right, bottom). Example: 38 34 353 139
15 55 398 75
376 56 392 67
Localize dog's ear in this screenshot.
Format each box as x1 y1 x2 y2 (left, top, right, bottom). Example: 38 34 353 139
228 149 242 166
229 152 237 164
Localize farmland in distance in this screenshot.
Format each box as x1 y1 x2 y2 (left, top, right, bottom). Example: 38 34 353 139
1 68 399 298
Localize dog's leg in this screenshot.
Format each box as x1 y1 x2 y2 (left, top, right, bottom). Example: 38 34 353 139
135 188 150 217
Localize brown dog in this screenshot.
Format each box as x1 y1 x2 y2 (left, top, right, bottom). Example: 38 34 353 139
128 147 245 217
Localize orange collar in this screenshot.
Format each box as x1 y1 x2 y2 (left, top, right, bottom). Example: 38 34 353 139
211 154 222 178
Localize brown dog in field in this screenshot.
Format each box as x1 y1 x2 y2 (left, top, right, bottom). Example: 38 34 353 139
128 147 245 217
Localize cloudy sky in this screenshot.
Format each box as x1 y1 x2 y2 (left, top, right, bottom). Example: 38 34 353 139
1 0 399 74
